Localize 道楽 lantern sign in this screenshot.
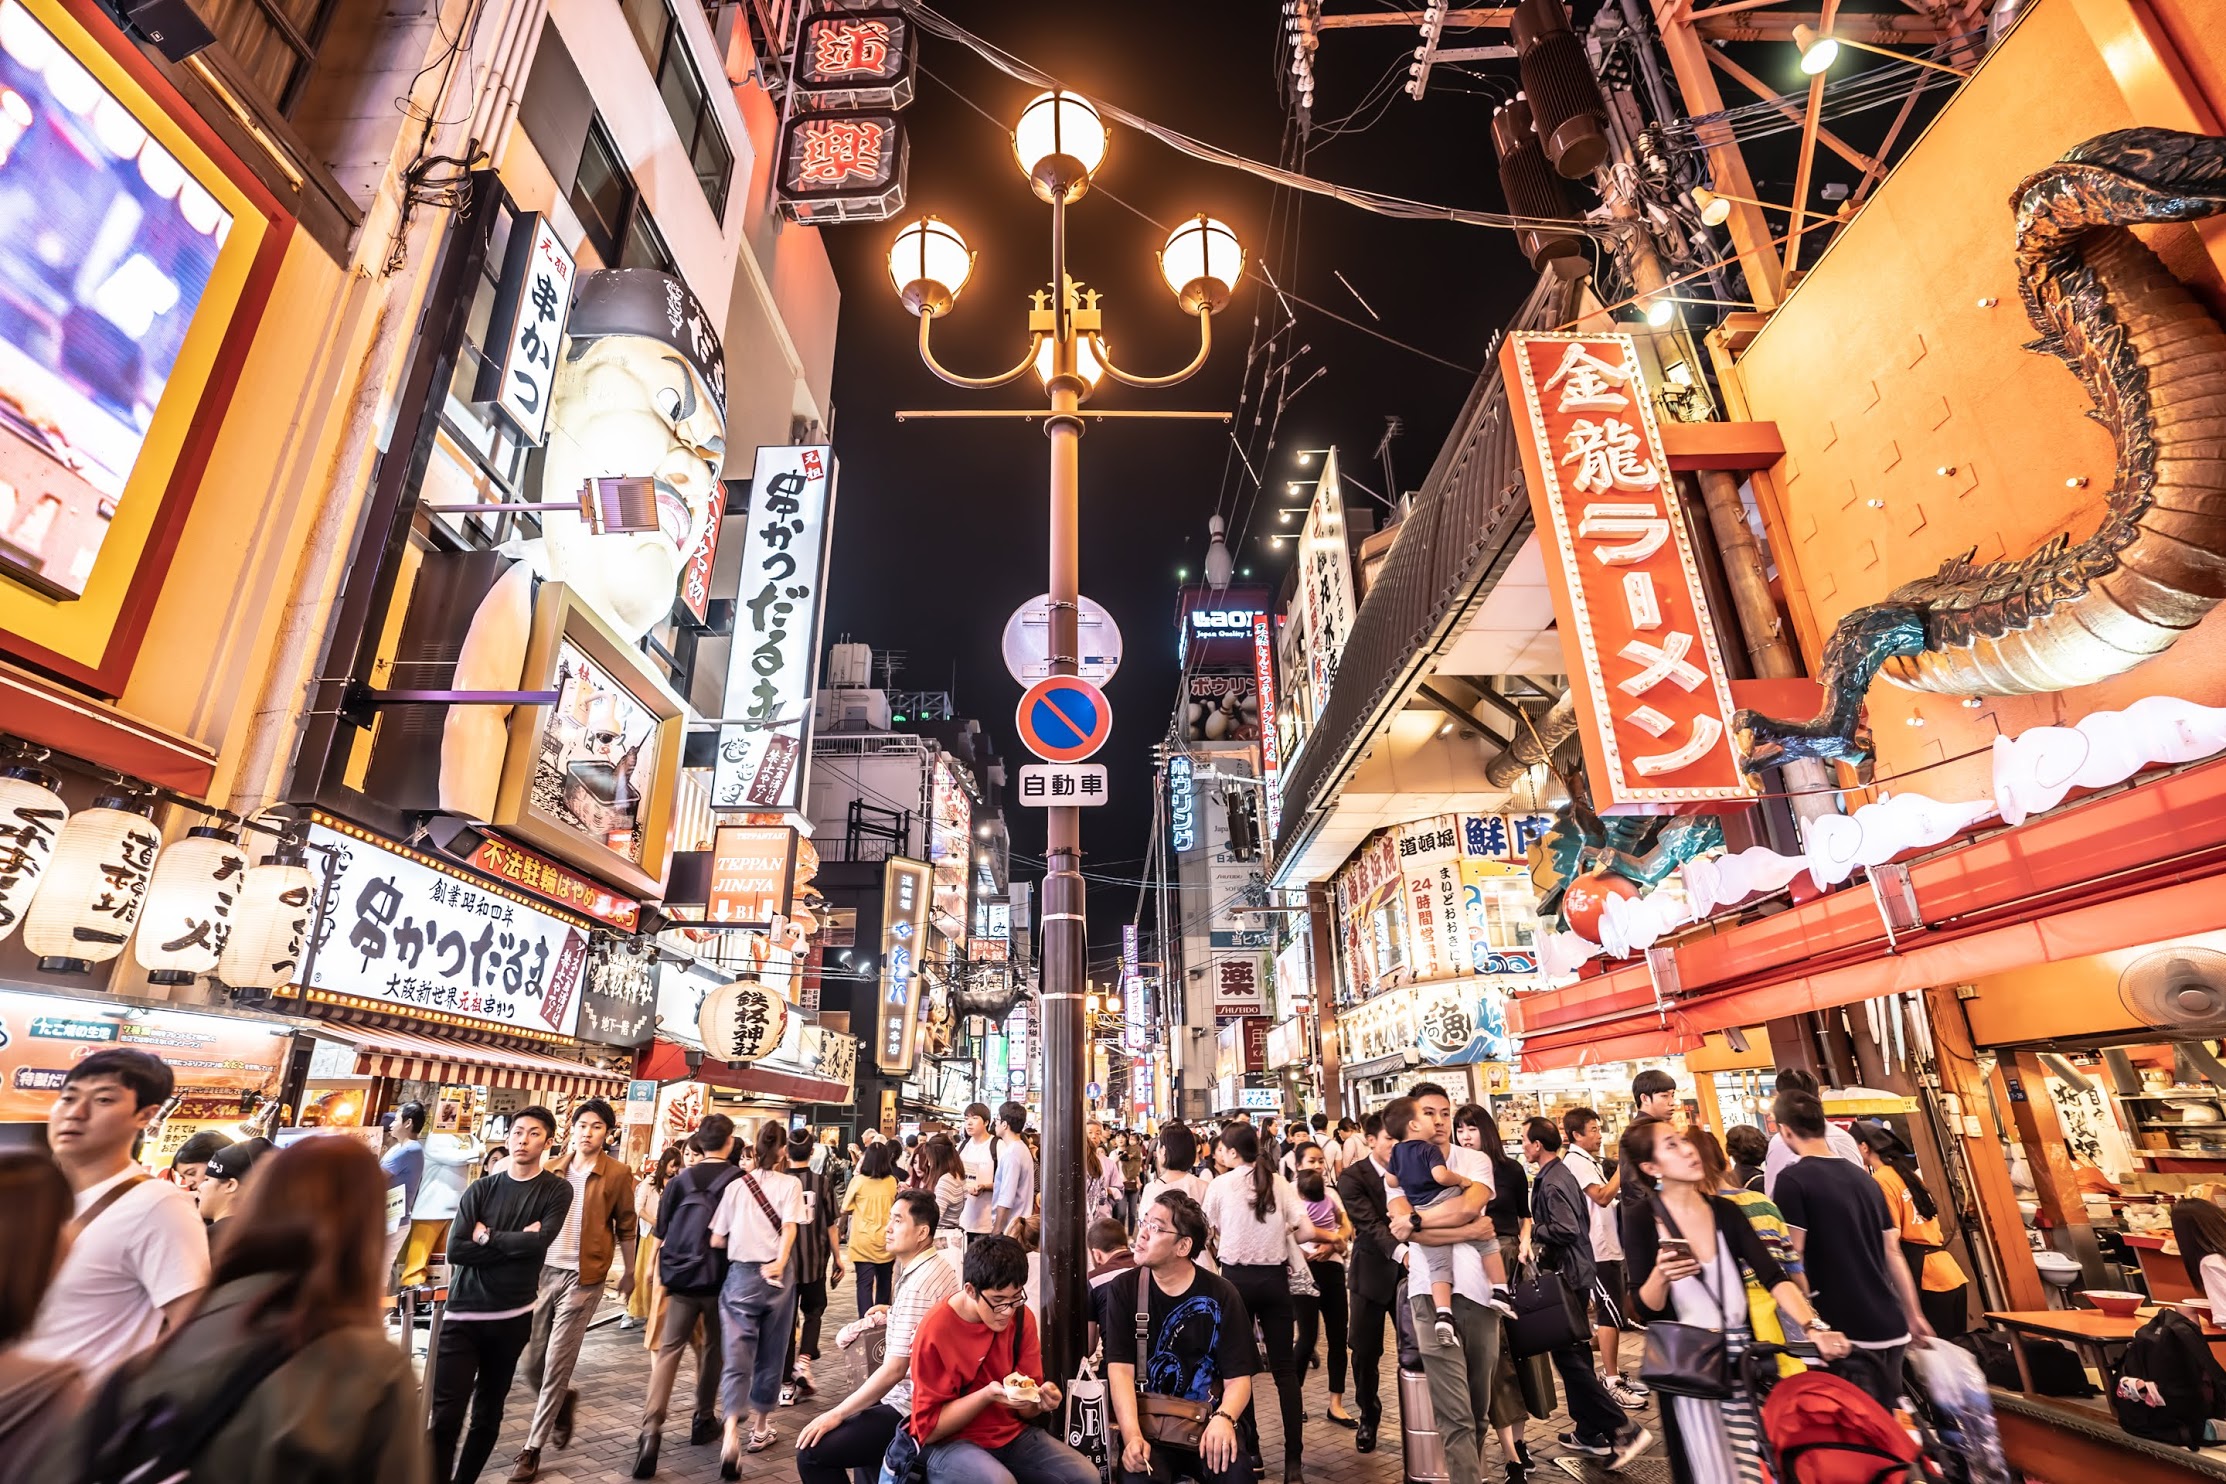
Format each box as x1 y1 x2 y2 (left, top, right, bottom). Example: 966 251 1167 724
1503 333 1748 810
776 112 908 223
713 447 838 812
794 10 916 110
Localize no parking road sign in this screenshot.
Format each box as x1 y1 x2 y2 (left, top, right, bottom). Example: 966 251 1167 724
1016 675 1112 763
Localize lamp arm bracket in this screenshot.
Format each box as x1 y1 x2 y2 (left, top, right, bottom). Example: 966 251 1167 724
918 312 1042 390
1097 308 1213 389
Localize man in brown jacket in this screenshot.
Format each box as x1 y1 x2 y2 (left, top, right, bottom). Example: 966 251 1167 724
511 1098 638 1480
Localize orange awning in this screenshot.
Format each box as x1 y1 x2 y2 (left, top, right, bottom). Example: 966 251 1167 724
313 1024 627 1096
1514 753 2226 1071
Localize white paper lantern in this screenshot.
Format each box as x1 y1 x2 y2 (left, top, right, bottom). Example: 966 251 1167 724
23 797 161 973
134 825 248 984
0 764 68 944
697 977 789 1063
218 852 318 990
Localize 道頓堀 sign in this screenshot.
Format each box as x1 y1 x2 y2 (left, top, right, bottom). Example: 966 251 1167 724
1502 333 1747 809
714 446 838 813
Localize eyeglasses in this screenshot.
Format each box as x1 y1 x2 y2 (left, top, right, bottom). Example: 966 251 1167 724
975 1289 1028 1313
1135 1220 1172 1239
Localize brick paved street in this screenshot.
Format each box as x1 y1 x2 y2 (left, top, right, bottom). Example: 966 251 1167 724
426 1278 1662 1484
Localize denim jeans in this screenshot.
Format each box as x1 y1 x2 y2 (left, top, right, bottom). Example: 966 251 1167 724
719 1259 799 1417
921 1426 1104 1484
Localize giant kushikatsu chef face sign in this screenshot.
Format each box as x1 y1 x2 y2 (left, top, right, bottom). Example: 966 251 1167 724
539 270 729 641
439 270 723 850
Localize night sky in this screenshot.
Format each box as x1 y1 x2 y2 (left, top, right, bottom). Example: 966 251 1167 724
815 2 1542 952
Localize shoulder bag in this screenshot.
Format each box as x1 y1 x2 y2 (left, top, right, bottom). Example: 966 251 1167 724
1636 1198 1736 1399
1131 1270 1216 1449
1507 1260 1587 1358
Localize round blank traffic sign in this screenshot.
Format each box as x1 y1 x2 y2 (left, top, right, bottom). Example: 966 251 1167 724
1002 594 1122 684
1017 676 1113 763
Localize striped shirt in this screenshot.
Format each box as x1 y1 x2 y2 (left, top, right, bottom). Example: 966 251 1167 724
886 1247 962 1412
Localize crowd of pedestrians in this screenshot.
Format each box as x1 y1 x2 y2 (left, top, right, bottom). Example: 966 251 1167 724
0 1049 1985 1484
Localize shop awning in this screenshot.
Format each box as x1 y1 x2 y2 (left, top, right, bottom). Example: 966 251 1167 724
316 1025 627 1096
1512 751 2226 1071
637 1038 851 1105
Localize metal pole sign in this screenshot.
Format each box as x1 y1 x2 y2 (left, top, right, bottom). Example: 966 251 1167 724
1015 676 1112 763
1002 594 1123 684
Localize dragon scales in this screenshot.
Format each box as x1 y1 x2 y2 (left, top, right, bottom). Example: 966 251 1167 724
1734 127 2226 773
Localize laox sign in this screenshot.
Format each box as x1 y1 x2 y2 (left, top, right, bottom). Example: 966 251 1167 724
1502 333 1747 810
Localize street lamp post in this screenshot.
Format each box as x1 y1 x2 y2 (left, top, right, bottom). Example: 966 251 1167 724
887 90 1242 1385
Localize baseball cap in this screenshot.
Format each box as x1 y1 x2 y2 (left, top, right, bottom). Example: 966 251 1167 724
202 1136 273 1184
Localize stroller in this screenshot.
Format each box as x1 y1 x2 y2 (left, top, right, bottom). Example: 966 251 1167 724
1739 1343 1957 1484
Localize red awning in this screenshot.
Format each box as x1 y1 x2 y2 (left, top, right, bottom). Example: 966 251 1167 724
1513 753 2226 1071
637 1038 851 1104
314 1024 627 1096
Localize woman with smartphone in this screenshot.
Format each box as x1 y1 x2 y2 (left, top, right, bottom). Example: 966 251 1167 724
1621 1122 1849 1484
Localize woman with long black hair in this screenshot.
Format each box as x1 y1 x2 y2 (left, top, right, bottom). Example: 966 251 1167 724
1456 1103 1535 1481
1853 1122 1971 1339
1203 1124 1338 1482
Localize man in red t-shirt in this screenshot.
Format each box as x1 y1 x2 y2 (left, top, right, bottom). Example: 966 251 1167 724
909 1235 1101 1484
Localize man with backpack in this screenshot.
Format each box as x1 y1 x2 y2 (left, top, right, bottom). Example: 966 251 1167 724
633 1122 740 1477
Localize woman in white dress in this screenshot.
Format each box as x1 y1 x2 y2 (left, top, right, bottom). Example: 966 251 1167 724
1621 1122 1849 1484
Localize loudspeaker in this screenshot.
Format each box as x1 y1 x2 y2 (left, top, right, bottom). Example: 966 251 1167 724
105 0 215 61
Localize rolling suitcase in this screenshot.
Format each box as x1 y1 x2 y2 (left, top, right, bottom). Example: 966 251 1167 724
1398 1366 1449 1484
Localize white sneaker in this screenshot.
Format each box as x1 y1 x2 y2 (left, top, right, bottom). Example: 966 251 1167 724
778 1384 797 1407
1612 1425 1655 1471
1604 1375 1648 1409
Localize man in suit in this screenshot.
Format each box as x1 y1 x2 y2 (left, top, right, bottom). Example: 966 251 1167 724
1336 1111 1419 1454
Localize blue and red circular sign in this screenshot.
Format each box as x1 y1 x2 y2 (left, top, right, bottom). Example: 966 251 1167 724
1016 676 1112 763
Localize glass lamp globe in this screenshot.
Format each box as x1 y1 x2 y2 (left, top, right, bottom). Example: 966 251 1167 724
888 216 973 317
1013 90 1106 202
1159 215 1244 315
1034 332 1106 390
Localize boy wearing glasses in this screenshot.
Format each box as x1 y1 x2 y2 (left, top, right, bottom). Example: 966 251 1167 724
909 1235 1099 1484
1107 1193 1257 1484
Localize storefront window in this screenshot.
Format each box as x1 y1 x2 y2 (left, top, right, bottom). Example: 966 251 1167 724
1469 872 1540 949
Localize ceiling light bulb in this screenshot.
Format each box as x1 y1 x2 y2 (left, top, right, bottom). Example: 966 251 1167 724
1645 296 1676 328
1690 186 1732 227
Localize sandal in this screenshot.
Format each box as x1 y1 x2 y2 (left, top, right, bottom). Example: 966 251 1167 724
747 1424 779 1453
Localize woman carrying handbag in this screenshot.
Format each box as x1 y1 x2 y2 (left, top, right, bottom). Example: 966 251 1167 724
1620 1123 1848 1484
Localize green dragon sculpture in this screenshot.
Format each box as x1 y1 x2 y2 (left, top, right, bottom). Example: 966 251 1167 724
1734 127 2226 773
1525 793 1724 929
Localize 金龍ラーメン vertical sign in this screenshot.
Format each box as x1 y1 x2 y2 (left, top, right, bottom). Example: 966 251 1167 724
1502 333 1748 809
715 447 839 812
876 856 931 1074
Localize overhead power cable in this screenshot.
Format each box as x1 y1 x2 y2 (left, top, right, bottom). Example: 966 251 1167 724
903 2 1611 239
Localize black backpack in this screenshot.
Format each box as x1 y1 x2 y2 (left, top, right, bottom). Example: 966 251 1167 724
2112 1307 2226 1448
659 1162 740 1297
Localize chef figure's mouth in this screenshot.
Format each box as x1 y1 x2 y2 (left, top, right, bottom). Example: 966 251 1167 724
653 480 691 549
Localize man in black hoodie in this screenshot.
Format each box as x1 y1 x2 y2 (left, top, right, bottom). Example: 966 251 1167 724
431 1105 574 1484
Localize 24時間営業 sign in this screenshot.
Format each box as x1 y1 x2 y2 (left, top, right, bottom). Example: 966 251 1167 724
1502 333 1748 809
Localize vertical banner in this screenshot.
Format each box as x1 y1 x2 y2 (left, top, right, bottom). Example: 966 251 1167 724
714 446 839 811
1298 448 1357 717
1396 817 1466 984
1503 333 1748 809
875 856 932 1074
473 212 576 444
1251 614 1282 843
